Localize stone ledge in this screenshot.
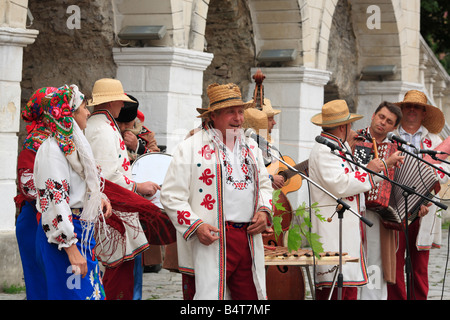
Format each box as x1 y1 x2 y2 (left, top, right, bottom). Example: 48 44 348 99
0 231 23 291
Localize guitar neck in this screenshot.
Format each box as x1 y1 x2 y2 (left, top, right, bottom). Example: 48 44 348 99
280 159 309 180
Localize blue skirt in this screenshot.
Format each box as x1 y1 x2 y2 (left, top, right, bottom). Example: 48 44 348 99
16 201 47 299
35 213 105 300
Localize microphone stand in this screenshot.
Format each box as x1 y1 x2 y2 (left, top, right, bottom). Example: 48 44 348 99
265 147 373 301
332 144 448 300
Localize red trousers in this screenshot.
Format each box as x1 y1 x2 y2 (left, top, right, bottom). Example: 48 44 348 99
387 221 430 300
225 223 258 300
182 223 258 300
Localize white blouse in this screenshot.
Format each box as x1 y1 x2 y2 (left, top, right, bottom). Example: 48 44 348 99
34 137 86 250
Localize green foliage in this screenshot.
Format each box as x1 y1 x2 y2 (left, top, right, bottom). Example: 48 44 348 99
271 189 325 258
421 0 450 73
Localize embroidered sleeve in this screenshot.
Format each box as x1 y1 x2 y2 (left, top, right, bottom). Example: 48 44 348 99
34 140 77 250
160 141 203 241
427 135 450 185
18 168 37 201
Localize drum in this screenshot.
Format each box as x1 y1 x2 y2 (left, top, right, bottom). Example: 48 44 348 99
131 153 173 208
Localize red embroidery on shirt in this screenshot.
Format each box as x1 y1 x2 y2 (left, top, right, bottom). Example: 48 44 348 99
120 139 125 150
122 158 130 171
199 145 213 160
109 121 117 131
52 214 63 229
200 194 216 210
424 138 432 148
199 169 215 186
438 167 445 179
177 210 191 226
355 171 367 182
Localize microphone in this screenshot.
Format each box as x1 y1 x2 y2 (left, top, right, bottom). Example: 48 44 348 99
245 129 279 153
315 136 349 154
414 149 448 156
386 132 417 149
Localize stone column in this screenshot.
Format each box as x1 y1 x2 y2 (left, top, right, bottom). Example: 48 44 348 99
248 67 331 208
113 47 213 154
0 25 39 288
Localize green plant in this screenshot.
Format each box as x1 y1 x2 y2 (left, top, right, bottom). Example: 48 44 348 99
271 189 326 258
2 283 26 294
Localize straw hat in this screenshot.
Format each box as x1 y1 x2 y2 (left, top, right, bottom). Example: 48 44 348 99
311 99 363 127
197 83 254 118
87 78 136 107
243 108 268 133
395 90 445 134
246 98 281 117
261 98 281 117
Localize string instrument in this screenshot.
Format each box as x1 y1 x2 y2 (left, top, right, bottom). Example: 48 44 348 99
267 156 306 195
252 69 265 110
263 190 305 300
251 69 305 299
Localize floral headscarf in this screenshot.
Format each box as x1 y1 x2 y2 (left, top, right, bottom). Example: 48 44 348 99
40 84 85 156
22 87 58 152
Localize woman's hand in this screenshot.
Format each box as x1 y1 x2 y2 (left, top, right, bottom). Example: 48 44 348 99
101 197 112 219
64 244 88 278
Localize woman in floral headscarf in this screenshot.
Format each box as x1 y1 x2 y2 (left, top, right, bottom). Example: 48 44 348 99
33 84 111 300
15 87 57 299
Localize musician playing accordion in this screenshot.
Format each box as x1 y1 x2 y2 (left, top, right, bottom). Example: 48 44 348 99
309 100 404 300
386 90 450 300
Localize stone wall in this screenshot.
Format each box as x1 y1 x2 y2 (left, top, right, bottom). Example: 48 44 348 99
19 0 117 144
202 0 255 106
325 0 359 112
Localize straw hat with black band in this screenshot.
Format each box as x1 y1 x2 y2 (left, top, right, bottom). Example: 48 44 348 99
197 83 254 118
88 78 136 107
311 99 363 127
394 90 445 134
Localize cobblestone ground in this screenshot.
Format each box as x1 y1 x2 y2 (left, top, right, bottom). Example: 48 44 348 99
2 229 449 300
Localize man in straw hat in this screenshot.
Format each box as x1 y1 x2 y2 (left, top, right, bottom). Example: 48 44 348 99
242 106 285 189
387 90 449 300
160 83 273 299
85 78 160 299
309 99 403 300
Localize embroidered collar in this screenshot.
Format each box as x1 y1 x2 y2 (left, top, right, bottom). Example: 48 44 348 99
204 122 254 190
91 109 121 132
320 131 344 148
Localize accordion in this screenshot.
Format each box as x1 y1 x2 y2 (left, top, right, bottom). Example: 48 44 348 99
354 141 397 213
385 153 440 227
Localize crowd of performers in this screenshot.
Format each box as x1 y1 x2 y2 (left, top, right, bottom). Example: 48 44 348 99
14 74 449 300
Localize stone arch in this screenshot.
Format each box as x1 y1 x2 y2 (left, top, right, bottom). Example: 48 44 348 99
202 0 255 104
248 0 303 67
314 0 405 77
113 0 209 51
350 0 403 81
320 0 407 112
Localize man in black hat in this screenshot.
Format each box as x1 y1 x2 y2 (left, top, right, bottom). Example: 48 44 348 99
116 95 160 163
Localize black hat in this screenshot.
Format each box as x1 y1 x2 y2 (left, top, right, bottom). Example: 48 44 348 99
116 94 139 122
